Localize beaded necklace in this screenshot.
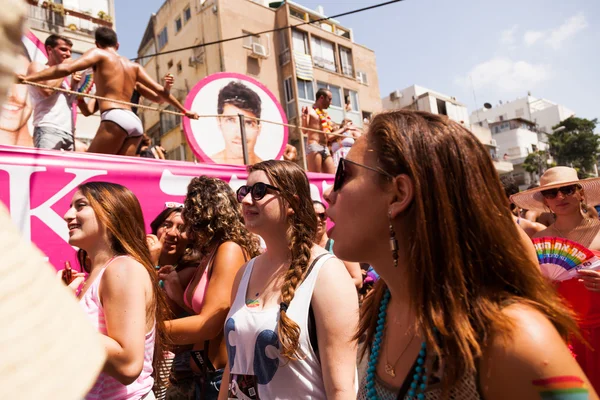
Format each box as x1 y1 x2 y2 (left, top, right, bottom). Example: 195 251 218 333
365 289 428 400
313 106 333 133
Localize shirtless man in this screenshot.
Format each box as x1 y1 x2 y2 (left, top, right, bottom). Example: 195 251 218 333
301 88 349 174
19 27 198 156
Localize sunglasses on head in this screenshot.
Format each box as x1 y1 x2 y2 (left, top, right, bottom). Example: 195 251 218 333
165 201 184 209
540 184 581 200
333 158 395 192
236 182 281 203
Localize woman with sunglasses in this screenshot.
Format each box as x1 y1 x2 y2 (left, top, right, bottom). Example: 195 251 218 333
324 110 596 400
512 166 600 390
313 200 363 289
218 160 359 399
159 177 260 400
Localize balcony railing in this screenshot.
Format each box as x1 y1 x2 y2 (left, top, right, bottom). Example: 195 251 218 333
27 4 112 37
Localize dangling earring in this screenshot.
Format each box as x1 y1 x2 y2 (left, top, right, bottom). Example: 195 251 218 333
388 210 399 268
581 200 589 214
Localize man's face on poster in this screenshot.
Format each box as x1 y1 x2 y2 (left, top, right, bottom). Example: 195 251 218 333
0 55 32 135
218 103 261 159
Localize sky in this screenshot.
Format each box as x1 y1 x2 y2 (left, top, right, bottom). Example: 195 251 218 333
116 0 600 122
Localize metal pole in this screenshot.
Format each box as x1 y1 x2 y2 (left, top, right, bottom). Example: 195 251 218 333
297 121 308 171
238 114 250 165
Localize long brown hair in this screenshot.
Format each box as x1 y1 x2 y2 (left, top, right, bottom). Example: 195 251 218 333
78 182 170 383
248 160 317 360
357 110 578 392
183 176 261 259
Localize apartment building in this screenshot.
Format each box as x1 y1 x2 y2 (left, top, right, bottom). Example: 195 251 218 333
25 0 117 144
381 84 513 174
137 0 382 162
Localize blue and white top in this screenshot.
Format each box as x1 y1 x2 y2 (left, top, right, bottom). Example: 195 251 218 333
224 255 332 399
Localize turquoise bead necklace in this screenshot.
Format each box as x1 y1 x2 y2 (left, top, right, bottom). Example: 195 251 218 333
365 288 428 400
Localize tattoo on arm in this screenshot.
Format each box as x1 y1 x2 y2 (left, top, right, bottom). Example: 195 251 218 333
532 376 589 399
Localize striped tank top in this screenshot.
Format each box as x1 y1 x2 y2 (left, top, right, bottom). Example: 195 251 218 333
79 256 156 400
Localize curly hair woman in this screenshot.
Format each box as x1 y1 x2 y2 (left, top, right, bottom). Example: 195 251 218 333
218 160 359 399
159 176 261 399
63 182 169 399
324 110 598 400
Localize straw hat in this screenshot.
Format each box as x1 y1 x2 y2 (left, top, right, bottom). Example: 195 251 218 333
510 166 600 213
0 203 106 399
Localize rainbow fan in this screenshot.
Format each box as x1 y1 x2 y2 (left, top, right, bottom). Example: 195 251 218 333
76 68 94 95
532 237 600 281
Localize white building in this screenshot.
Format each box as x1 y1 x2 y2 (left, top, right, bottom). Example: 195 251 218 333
470 96 575 134
26 0 117 144
383 85 470 127
382 84 513 174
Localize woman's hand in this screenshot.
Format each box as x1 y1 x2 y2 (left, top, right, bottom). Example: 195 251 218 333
158 265 184 302
577 269 600 292
56 268 85 293
146 234 164 267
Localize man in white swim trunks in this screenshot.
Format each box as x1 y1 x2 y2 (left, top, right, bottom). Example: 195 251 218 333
301 88 350 173
20 27 199 156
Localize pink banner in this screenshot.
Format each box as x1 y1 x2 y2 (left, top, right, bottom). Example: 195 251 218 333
0 145 333 271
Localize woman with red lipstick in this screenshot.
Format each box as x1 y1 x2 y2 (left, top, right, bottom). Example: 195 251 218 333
323 111 595 400
160 176 260 400
219 160 359 399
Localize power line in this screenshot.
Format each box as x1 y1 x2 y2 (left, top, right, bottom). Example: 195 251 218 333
132 0 403 62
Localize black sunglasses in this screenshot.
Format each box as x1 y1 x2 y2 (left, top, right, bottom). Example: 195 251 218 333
333 158 394 192
236 182 281 203
317 212 327 221
541 184 580 200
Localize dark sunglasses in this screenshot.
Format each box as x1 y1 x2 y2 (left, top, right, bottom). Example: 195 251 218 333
333 158 395 192
236 182 281 203
540 184 580 200
317 212 327 221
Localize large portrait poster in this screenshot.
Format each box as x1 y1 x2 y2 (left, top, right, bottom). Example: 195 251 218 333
0 32 48 147
183 72 288 165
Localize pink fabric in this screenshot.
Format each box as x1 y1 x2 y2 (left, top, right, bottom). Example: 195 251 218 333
79 256 156 400
183 264 210 314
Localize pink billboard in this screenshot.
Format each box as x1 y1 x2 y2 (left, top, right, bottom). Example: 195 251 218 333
0 145 333 271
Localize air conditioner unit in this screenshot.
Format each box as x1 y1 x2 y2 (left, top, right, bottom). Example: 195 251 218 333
489 139 497 147
188 55 204 67
389 90 401 101
249 42 268 59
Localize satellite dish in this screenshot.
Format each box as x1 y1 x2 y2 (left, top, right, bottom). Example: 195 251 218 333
484 102 492 109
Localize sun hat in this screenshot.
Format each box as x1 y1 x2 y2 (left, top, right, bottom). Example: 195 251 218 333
0 201 106 399
510 166 600 213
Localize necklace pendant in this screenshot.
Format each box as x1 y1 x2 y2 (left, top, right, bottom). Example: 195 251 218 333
384 363 396 377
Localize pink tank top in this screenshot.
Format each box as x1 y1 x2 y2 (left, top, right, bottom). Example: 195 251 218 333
79 256 156 400
183 249 218 314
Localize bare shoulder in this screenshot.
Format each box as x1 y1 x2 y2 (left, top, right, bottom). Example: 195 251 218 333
480 303 595 399
103 256 148 281
27 60 45 74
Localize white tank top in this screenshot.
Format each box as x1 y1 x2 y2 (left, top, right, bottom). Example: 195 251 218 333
224 254 332 399
29 68 74 133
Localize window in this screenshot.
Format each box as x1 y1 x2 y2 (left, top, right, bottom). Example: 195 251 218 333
290 8 305 20
176 61 183 74
283 77 296 119
160 106 181 135
317 82 341 108
339 46 353 76
297 79 314 101
362 111 372 122
242 31 260 49
158 27 168 49
436 99 447 116
343 89 359 112
175 17 182 33
292 29 308 54
184 6 192 23
167 59 173 69
356 71 368 85
311 37 336 72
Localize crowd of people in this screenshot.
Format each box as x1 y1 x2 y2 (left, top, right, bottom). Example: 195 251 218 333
2 9 600 400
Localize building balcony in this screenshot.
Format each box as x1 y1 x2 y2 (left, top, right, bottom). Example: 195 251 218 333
27 3 112 37
493 160 514 174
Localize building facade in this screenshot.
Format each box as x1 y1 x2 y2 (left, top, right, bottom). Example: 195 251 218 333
26 0 116 144
469 95 575 135
136 0 382 162
382 84 513 174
